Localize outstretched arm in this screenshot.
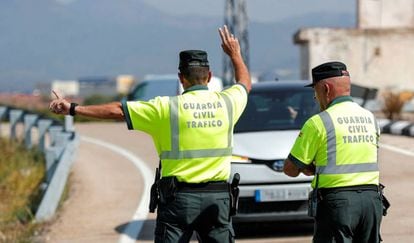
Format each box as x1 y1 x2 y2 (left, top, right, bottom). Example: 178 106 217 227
49 90 125 120
218 25 251 93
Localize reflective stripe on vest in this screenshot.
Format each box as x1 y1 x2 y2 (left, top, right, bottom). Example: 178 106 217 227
160 94 233 160
316 111 379 175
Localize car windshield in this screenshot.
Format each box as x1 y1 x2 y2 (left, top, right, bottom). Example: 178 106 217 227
234 88 319 133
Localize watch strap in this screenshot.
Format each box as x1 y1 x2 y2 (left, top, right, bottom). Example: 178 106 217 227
69 103 79 116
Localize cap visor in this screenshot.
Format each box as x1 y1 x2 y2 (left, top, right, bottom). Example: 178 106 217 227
304 83 314 87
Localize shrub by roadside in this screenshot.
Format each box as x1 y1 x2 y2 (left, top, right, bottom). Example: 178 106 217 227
0 139 45 242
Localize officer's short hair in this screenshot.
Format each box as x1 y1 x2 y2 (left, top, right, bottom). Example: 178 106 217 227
180 66 209 85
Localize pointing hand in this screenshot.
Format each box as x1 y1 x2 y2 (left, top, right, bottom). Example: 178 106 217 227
49 90 70 115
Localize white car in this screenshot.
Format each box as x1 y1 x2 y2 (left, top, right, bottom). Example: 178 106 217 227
231 81 319 223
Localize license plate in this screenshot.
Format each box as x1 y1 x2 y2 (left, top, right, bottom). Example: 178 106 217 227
255 187 310 202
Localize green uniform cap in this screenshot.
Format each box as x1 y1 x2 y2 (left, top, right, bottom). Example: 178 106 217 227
305 61 349 87
179 50 209 69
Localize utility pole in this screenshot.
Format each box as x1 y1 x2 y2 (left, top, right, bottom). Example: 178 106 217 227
223 0 249 86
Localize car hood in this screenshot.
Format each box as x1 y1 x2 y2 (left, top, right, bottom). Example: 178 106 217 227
233 130 300 160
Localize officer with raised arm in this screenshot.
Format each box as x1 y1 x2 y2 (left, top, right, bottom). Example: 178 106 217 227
49 25 251 243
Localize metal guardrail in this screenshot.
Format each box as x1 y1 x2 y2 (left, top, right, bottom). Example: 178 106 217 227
0 106 79 221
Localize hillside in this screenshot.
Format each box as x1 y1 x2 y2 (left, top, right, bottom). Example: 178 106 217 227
0 0 354 91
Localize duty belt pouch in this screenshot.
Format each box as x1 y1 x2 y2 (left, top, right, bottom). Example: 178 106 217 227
308 173 319 218
159 177 178 204
379 183 391 216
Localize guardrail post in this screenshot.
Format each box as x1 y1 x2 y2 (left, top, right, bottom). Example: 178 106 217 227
44 132 72 183
67 133 80 163
36 133 80 221
37 119 53 152
55 132 73 147
9 109 23 140
64 115 75 132
48 126 63 146
0 106 7 137
45 146 65 183
24 114 39 149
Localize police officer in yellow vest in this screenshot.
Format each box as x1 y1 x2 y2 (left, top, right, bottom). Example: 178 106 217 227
283 62 383 243
49 25 251 243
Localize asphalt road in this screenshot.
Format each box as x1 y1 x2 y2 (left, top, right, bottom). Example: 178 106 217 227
43 122 414 242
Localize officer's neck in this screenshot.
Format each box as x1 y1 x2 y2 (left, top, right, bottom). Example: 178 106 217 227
327 95 353 108
183 85 208 94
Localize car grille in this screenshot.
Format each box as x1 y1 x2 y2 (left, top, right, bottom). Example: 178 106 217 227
238 197 308 214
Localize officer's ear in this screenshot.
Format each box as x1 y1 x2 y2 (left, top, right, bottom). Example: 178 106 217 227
207 71 212 83
178 73 189 87
178 73 184 83
324 83 330 95
179 72 192 90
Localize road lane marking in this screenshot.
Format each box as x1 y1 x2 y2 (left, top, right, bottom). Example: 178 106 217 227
81 136 154 243
78 137 411 243
380 143 414 157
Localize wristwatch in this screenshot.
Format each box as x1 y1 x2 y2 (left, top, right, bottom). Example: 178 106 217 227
69 103 79 116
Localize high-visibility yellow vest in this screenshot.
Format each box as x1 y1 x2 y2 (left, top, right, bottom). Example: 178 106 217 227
289 96 380 188
123 84 248 183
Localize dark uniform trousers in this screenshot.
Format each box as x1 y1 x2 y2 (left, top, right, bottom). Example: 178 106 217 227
313 186 383 243
154 182 235 243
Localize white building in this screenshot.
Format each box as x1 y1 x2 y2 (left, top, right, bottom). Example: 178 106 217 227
116 75 136 95
50 75 136 98
51 80 79 97
294 0 414 91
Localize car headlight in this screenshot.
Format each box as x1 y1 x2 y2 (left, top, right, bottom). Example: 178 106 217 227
231 155 251 163
270 159 285 172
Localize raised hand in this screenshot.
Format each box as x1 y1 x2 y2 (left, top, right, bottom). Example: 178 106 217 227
218 25 251 91
218 25 241 59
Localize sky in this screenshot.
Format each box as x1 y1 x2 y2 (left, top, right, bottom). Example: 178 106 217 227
0 0 358 92
140 0 356 23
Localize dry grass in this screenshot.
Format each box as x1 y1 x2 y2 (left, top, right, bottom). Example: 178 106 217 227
0 138 45 242
382 91 413 120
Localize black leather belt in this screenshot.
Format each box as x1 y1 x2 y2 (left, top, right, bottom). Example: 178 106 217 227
319 184 378 196
177 181 229 192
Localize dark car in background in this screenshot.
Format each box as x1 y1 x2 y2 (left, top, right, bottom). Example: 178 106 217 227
126 75 180 101
231 81 319 223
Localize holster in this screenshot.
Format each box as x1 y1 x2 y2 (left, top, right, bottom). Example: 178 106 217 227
379 183 391 216
149 168 160 213
230 173 240 216
158 176 178 204
307 189 318 218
